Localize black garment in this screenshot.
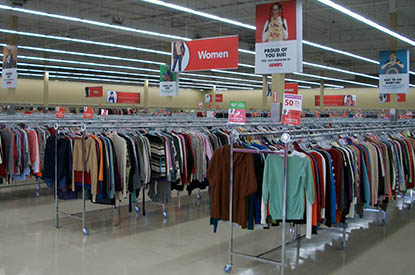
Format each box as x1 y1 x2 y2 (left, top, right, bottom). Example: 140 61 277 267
42 135 73 191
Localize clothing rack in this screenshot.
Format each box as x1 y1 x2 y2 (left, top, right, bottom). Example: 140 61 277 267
224 123 415 274
51 120 236 235
53 123 119 236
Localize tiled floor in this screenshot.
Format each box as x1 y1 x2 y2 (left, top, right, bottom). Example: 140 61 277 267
0 186 414 275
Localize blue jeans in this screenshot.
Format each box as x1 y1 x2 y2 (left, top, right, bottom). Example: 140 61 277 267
172 56 183 71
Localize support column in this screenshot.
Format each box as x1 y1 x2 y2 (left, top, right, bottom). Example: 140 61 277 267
211 85 216 108
319 79 324 112
144 79 149 109
389 0 398 118
8 15 18 101
272 74 285 119
262 75 268 109
43 72 49 107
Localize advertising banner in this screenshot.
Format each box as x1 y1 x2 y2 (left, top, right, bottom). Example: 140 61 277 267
107 91 140 104
83 107 94 119
2 45 18 88
160 64 179 96
281 93 302 126
228 101 247 124
215 94 223 103
171 35 238 72
269 83 298 100
255 0 303 74
284 83 298 94
379 93 406 103
379 50 409 94
205 94 212 103
56 107 65 119
85 86 103 97
315 95 357 107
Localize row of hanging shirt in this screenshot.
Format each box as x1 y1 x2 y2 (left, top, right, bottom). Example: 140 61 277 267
41 127 231 204
208 129 415 239
0 126 50 183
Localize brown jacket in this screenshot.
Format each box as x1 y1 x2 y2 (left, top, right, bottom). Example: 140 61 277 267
207 145 257 229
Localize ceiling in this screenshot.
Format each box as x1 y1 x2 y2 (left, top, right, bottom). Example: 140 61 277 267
0 0 414 90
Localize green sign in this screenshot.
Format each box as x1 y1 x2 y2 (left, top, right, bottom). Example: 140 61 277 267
229 101 247 109
160 64 177 82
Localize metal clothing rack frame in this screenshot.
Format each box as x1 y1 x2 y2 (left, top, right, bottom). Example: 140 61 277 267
224 124 415 274
53 123 121 236
225 130 292 274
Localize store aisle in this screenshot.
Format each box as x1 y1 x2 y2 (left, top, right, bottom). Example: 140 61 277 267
0 188 414 275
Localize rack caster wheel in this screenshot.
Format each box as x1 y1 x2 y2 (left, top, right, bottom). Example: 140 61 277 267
224 264 232 273
197 194 201 200
135 205 140 213
82 227 89 236
163 212 168 219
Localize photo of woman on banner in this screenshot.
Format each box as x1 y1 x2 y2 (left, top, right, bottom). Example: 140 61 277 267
381 51 404 74
262 3 288 42
3 46 17 69
172 41 185 72
344 95 356 106
107 91 117 103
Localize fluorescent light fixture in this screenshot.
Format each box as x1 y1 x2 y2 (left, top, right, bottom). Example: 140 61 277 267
140 0 256 30
238 49 255 55
13 44 165 66
316 0 415 47
238 63 255 69
303 61 379 80
302 40 378 64
0 5 190 41
0 29 171 56
3 28 410 85
293 72 378 88
214 69 346 88
17 55 160 73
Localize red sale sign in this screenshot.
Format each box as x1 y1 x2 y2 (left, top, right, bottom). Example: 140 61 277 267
56 107 65 119
228 101 247 124
282 93 302 126
83 107 94 119
171 36 238 72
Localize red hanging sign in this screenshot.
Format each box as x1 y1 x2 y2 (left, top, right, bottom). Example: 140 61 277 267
56 107 65 119
83 107 94 119
85 86 103 97
215 94 223 103
171 36 239 72
284 83 299 94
